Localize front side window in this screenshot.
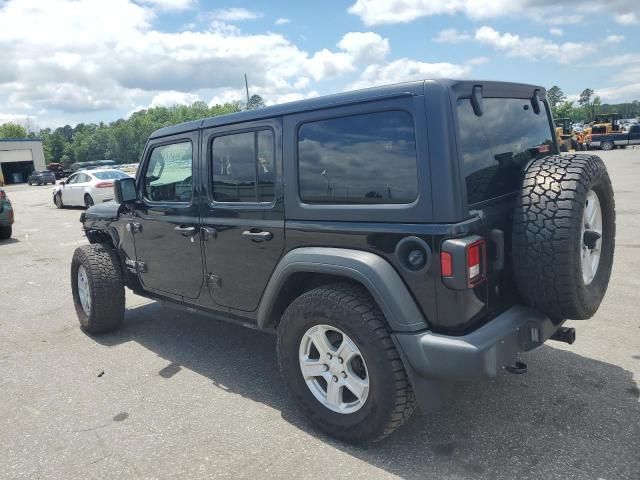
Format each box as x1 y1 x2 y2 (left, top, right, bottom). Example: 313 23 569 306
144 142 193 202
298 111 418 204
211 129 275 203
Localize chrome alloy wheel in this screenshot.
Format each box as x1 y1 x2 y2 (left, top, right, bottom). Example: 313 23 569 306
77 265 92 316
298 324 369 414
582 189 603 285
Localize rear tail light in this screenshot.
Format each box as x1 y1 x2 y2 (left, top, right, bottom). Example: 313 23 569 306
95 182 114 188
440 252 453 277
466 239 486 287
440 235 487 290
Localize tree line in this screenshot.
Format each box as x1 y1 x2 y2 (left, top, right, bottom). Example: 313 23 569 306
547 85 640 122
0 94 266 166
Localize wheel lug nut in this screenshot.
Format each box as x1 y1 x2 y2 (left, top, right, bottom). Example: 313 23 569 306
338 357 343 364
327 353 332 359
332 376 338 383
323 364 329 371
342 372 347 379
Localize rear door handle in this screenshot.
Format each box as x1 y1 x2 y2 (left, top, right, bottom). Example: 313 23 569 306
242 230 273 242
174 225 197 236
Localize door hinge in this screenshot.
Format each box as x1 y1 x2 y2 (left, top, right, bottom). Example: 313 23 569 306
206 273 221 288
125 258 147 273
126 222 142 234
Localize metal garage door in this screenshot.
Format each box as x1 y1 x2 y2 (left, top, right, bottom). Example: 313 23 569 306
0 149 33 162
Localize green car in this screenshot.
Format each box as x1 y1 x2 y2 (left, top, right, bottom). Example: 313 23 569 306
0 187 14 240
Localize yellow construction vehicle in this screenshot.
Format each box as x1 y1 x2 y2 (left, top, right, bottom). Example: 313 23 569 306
554 117 573 151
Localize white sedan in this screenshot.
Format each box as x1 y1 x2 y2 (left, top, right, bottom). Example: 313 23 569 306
53 169 132 209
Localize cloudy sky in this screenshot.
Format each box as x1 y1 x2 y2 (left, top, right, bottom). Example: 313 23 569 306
0 0 639 129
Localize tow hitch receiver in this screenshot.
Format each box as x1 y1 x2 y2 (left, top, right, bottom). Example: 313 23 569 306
550 327 576 345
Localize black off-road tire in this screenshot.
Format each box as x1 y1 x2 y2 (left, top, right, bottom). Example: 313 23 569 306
277 283 416 443
71 244 125 334
512 154 615 320
0 226 11 240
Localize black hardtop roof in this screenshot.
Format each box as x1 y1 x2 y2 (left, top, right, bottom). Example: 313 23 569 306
150 79 545 139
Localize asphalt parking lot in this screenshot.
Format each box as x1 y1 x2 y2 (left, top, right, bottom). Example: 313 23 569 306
1 149 639 480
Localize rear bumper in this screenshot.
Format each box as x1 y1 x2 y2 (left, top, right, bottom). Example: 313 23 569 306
393 305 561 382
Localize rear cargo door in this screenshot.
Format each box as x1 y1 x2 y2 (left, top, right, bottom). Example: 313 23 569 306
455 95 557 315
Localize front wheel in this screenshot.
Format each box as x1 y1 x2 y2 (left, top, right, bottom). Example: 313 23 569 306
54 193 63 209
0 226 11 240
277 283 416 443
71 244 125 334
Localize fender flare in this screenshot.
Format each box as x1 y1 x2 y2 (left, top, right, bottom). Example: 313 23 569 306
257 247 429 332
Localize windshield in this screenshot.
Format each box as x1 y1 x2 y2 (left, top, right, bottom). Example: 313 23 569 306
93 171 129 180
456 97 556 205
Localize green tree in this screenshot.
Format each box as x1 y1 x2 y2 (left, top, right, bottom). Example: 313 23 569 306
555 101 575 119
247 94 265 110
578 88 593 107
0 122 27 138
547 86 565 111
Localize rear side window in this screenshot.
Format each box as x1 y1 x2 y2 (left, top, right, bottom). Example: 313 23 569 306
144 142 193 202
211 129 275 203
298 111 418 204
457 98 555 205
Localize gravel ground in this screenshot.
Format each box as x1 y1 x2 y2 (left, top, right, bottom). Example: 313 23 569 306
1 149 639 480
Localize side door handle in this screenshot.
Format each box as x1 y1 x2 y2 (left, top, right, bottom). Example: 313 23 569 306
241 230 273 242
174 225 197 236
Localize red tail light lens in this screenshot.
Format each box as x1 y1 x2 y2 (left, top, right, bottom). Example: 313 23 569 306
440 252 453 277
467 239 486 287
95 181 113 188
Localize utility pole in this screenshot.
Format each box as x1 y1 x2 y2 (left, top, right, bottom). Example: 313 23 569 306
244 74 250 109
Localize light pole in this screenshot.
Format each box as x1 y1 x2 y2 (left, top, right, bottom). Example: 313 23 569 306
321 170 332 197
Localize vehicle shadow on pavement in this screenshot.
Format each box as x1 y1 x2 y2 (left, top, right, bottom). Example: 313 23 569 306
0 238 19 245
95 302 640 480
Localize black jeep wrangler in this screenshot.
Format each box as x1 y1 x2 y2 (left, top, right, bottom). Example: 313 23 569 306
72 80 615 443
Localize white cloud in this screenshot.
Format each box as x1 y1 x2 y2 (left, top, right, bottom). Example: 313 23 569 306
150 90 201 107
274 17 291 25
549 28 563 36
466 56 490 65
337 32 390 63
348 0 640 26
208 89 245 107
595 83 640 103
433 28 471 43
0 0 396 121
137 0 193 10
213 8 262 22
594 53 640 66
474 26 594 64
349 58 471 90
615 12 638 24
605 35 625 43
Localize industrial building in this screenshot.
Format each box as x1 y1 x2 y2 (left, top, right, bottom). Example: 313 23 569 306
0 139 46 184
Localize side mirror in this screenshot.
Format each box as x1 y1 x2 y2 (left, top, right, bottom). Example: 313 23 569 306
59 180 65 186
114 177 138 204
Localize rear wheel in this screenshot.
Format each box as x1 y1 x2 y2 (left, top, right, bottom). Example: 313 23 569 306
84 194 94 208
71 244 125 334
513 154 615 320
277 283 416 443
0 226 11 240
601 140 614 151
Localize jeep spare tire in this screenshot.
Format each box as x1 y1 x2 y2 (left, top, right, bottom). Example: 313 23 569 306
512 154 615 320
